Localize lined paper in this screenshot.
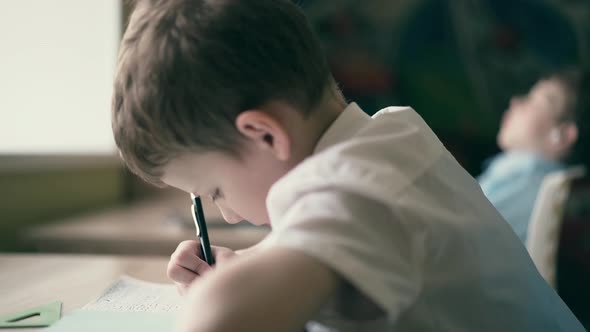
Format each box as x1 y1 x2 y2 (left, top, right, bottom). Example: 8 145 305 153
82 276 183 313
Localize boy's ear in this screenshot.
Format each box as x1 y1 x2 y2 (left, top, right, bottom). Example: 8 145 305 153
235 110 291 161
548 123 578 152
560 123 578 148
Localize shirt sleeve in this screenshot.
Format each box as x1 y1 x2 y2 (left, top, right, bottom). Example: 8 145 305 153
262 189 422 321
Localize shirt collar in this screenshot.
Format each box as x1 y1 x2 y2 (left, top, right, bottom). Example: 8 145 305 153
492 151 565 174
313 102 371 154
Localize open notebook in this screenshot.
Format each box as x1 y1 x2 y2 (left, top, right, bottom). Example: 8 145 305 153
44 276 183 331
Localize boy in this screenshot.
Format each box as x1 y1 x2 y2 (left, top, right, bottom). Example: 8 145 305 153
478 70 585 242
112 0 584 331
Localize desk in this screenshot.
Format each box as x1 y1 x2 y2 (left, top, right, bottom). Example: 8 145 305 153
21 193 269 255
0 253 169 332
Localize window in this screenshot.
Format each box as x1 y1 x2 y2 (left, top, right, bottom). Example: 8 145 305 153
0 0 121 155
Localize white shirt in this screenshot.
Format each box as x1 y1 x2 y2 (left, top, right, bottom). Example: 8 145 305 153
261 103 584 331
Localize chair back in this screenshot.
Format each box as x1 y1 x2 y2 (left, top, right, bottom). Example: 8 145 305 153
526 166 586 287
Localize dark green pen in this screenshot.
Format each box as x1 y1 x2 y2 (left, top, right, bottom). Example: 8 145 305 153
190 194 215 266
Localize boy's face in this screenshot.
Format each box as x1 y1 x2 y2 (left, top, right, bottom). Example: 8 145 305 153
497 78 568 152
162 148 292 226
160 100 344 226
161 104 323 226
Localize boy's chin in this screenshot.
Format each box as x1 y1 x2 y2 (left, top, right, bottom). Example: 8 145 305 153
246 219 271 227
497 135 515 151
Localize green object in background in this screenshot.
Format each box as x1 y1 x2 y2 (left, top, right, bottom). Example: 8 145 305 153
0 301 62 328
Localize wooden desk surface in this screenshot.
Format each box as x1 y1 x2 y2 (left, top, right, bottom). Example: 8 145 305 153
22 193 269 255
0 253 169 332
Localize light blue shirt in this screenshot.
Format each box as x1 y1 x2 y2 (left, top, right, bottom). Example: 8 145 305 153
478 152 565 243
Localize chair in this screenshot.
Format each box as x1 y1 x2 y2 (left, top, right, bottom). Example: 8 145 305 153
526 166 586 287
556 175 590 327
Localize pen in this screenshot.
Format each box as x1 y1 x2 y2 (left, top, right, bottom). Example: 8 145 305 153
190 194 215 266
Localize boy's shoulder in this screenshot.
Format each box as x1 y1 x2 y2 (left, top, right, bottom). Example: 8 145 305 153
268 103 447 212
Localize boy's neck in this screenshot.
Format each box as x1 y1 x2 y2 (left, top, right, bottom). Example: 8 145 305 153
276 88 348 170
307 93 348 153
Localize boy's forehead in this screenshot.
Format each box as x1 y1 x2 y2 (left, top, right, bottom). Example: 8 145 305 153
161 153 217 193
531 79 567 115
534 79 563 95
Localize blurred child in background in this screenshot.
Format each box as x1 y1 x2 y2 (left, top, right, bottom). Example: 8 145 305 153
478 69 587 242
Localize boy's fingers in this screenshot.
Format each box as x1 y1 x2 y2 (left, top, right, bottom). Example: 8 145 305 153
170 246 211 274
168 257 212 284
168 241 213 284
175 240 200 255
189 256 213 275
168 264 199 284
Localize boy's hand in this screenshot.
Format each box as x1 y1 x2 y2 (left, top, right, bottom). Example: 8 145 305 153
167 240 236 295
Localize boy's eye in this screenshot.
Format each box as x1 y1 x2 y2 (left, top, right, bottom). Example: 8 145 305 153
210 188 222 202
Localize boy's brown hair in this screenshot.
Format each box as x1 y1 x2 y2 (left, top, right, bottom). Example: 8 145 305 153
112 0 335 186
554 67 590 165
549 68 588 124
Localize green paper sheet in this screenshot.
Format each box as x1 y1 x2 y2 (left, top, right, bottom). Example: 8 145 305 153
42 311 176 332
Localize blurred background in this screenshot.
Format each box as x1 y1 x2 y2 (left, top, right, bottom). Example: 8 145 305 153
0 0 588 327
